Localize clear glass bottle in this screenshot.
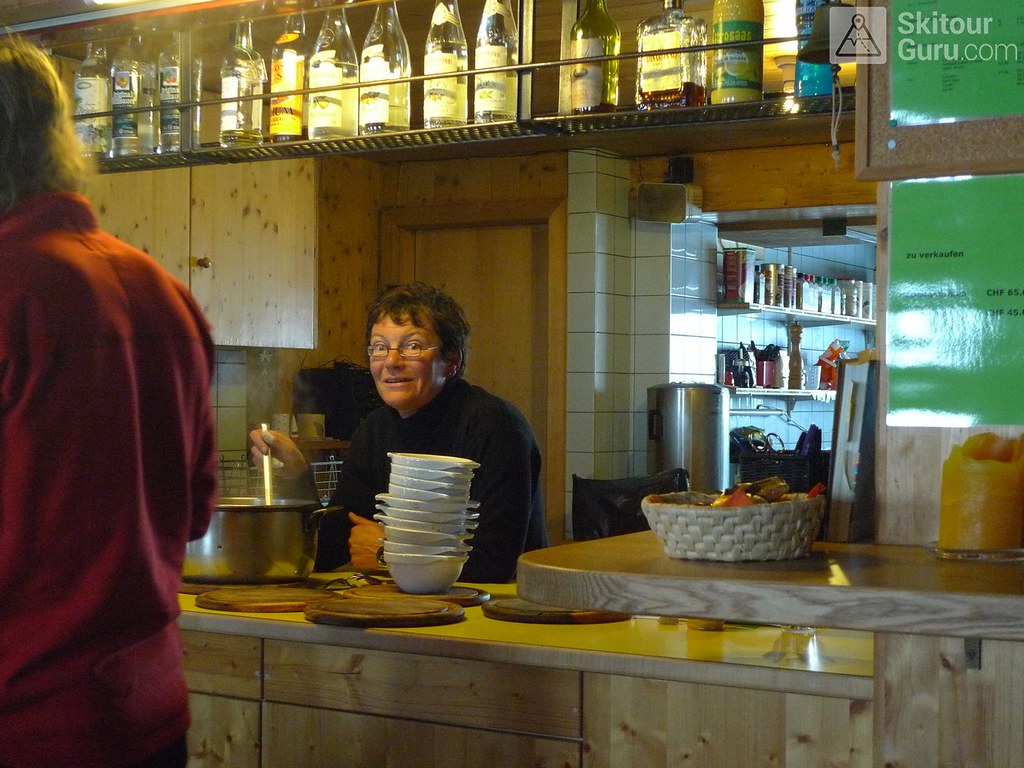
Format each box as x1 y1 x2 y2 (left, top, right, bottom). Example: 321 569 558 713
569 0 620 114
635 0 706 109
270 12 309 142
710 0 764 104
424 0 468 129
111 33 157 157
359 0 411 135
795 0 832 97
158 31 181 153
474 0 518 123
220 20 266 148
190 53 204 149
308 8 359 139
73 41 111 156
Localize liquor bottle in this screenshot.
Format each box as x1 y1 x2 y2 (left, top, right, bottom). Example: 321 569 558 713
474 0 518 123
220 20 266 148
73 41 111 156
111 33 157 157
635 0 706 109
359 0 411 134
308 7 359 139
423 0 468 129
795 0 832 97
270 13 309 142
568 0 620 114
158 31 182 153
190 54 204 149
710 0 763 104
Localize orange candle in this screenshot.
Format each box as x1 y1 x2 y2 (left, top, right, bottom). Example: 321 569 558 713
938 432 1024 551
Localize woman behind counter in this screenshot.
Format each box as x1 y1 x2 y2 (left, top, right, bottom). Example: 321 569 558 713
252 282 549 583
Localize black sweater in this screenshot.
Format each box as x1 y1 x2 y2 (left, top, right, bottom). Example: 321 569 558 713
316 379 549 582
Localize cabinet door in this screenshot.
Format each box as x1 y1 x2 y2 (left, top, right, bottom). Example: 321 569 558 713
582 672 872 768
262 702 580 768
187 692 261 768
190 159 317 348
82 167 190 284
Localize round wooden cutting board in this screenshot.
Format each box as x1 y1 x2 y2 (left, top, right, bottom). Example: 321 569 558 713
343 584 490 607
194 586 338 612
304 596 465 627
481 598 631 624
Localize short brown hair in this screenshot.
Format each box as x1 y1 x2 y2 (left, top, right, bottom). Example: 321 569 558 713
366 282 470 380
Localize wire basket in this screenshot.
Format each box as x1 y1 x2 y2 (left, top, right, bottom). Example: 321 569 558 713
218 453 262 497
311 455 343 507
641 491 825 562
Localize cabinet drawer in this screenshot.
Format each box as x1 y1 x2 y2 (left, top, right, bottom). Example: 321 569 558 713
182 630 262 699
262 701 580 768
264 640 581 738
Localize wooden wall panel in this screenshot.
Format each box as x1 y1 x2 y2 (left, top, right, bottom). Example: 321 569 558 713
635 143 876 213
181 629 262 700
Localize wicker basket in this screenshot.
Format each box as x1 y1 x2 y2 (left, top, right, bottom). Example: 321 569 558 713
641 491 825 562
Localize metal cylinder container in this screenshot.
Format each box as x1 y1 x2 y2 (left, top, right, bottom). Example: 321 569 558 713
646 383 730 493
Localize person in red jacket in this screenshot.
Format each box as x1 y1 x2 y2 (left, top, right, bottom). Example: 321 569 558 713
0 35 218 768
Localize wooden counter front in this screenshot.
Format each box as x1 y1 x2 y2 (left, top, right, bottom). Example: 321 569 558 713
516 533 1024 640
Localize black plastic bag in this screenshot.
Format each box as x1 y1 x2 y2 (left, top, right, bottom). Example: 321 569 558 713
571 467 689 541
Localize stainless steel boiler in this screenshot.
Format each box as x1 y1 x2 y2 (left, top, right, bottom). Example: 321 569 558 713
647 383 730 493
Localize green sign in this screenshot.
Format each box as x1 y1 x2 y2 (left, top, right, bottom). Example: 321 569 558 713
890 0 1024 125
888 174 1024 426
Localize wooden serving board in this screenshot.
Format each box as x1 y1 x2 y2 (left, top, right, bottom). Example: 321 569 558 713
343 584 490 607
481 598 631 625
179 580 304 595
195 586 337 613
304 597 465 627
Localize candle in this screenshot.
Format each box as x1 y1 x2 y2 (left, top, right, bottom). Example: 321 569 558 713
938 432 1024 551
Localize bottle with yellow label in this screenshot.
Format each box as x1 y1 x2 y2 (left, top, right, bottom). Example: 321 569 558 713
710 0 763 104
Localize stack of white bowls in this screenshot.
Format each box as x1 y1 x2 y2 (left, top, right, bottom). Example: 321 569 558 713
374 452 480 593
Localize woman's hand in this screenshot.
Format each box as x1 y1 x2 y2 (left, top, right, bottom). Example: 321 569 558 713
348 512 385 571
248 428 308 478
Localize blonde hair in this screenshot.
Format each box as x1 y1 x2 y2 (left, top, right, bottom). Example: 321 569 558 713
0 34 89 212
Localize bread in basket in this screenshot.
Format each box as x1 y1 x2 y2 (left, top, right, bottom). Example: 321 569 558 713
641 490 825 562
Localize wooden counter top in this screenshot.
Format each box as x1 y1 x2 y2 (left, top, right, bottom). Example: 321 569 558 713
516 533 1024 640
177 581 873 699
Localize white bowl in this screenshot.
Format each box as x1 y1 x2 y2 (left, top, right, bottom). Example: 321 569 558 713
386 556 467 594
380 525 474 546
388 452 480 473
390 464 476 482
376 493 479 514
386 483 470 503
374 513 478 535
388 472 473 493
375 504 478 524
383 540 471 556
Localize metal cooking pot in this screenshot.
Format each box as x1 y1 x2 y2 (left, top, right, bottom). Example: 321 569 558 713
183 497 342 584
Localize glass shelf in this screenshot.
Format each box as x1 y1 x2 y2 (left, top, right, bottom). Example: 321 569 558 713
731 387 836 402
718 301 876 329
94 91 854 173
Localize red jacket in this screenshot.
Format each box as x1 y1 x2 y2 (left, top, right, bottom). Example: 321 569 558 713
0 191 218 767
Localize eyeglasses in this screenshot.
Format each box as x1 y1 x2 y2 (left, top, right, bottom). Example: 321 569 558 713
366 341 440 360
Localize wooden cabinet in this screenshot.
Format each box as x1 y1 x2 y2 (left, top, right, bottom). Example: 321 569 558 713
181 631 263 768
583 672 872 768
83 158 317 348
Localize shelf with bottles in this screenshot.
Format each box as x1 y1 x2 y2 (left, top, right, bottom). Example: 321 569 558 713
717 301 876 329
29 0 852 172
